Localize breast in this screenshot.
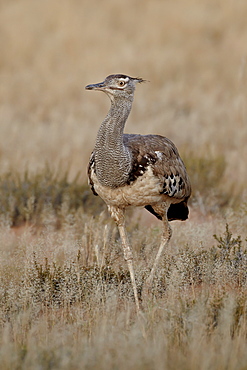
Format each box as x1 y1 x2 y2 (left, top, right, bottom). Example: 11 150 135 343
91 165 165 208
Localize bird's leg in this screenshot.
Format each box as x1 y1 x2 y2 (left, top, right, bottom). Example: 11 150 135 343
145 217 172 290
108 206 140 312
118 224 140 312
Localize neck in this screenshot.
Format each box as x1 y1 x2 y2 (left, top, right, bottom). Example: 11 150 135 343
94 96 133 188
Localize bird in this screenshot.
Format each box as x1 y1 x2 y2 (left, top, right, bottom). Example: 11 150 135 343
85 74 191 312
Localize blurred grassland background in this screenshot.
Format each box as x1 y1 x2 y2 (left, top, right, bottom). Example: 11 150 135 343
0 0 247 369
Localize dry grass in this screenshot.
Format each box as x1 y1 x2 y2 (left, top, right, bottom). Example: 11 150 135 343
0 0 247 368
0 216 247 369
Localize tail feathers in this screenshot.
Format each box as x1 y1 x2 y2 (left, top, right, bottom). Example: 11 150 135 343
167 201 189 221
145 199 189 221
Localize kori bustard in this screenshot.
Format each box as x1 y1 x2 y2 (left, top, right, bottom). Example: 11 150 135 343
86 74 191 311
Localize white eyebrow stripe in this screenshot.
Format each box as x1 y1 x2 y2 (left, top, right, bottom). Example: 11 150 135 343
120 77 129 83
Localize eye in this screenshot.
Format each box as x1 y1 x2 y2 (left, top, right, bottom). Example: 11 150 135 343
118 80 126 87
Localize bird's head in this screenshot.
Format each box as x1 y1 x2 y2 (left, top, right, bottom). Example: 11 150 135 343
85 74 145 101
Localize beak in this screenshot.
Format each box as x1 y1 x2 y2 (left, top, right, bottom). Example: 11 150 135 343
85 81 105 91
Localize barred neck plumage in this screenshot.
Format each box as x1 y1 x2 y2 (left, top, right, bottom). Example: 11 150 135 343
94 96 133 188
